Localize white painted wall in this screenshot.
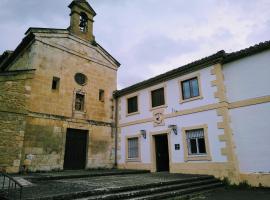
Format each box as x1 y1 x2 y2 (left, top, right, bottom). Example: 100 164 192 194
230 103 270 173
119 66 218 125
119 110 227 164
223 50 270 102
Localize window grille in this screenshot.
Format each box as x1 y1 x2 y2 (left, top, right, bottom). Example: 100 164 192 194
128 137 139 159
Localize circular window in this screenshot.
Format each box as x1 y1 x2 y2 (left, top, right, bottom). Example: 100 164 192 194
74 73 87 85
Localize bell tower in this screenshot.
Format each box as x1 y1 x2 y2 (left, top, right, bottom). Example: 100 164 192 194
68 0 96 42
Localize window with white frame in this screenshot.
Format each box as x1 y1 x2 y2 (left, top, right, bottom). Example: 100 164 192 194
186 128 206 155
127 137 139 159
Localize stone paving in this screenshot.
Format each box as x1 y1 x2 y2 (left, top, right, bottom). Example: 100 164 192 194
9 171 201 199
170 188 270 200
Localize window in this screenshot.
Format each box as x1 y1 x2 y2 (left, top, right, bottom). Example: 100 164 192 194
127 137 139 159
52 77 60 90
186 129 206 155
75 93 85 111
151 88 165 108
181 77 199 100
79 12 88 32
127 96 138 114
74 73 87 86
99 89 104 102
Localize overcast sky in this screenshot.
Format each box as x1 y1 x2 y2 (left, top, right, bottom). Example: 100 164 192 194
0 0 270 89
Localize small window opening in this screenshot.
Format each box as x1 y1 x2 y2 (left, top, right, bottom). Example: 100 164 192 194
79 12 88 32
52 77 60 90
75 93 85 111
99 89 104 102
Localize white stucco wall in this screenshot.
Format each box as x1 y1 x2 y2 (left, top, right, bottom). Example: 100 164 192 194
119 109 227 164
119 66 218 125
230 102 270 173
223 50 270 102
118 64 227 166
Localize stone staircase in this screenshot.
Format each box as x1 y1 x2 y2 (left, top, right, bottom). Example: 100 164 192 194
75 175 223 200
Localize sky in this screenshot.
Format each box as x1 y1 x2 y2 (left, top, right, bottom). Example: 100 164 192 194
0 0 270 89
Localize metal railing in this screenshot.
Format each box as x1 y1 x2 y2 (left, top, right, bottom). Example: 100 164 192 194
0 172 23 200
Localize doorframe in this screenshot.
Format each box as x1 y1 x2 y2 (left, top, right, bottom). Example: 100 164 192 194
63 127 89 170
150 129 172 172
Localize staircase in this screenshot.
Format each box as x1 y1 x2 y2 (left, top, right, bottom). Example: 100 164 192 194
75 175 223 200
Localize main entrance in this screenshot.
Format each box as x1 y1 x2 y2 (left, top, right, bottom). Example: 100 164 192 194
154 134 169 172
64 129 88 170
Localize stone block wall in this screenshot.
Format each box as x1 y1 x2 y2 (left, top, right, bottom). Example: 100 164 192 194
0 71 33 173
22 117 65 172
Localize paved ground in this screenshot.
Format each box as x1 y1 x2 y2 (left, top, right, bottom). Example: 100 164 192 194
8 172 199 199
171 188 270 200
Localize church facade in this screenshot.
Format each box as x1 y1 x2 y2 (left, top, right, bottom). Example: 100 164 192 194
0 0 269 187
0 0 120 173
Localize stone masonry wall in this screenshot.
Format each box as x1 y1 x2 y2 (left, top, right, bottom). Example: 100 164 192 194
0 72 33 173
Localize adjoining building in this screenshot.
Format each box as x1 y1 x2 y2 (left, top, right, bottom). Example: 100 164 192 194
0 0 120 173
114 42 270 187
0 0 269 188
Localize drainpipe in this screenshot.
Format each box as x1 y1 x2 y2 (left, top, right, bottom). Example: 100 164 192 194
114 95 119 168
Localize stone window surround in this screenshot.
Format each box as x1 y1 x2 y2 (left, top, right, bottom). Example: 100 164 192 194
181 124 212 162
148 83 168 111
72 89 87 114
125 134 141 163
178 73 203 104
125 92 140 117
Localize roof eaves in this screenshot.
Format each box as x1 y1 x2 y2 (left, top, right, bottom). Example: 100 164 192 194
223 40 270 64
95 42 121 67
114 50 226 97
25 27 68 35
0 33 35 72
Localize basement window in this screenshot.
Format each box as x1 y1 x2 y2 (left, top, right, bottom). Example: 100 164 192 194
99 89 104 102
52 77 60 90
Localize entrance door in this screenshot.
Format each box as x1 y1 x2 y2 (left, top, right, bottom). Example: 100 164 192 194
155 134 169 172
64 129 88 170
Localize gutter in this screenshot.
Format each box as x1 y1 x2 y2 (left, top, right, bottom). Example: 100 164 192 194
114 95 119 168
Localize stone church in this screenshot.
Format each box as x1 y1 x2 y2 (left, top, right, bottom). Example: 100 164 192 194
1 0 270 188
0 0 120 173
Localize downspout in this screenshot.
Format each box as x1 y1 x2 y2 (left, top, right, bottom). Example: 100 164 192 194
114 95 119 168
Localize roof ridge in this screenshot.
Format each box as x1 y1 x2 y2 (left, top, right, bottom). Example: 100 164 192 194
224 40 270 63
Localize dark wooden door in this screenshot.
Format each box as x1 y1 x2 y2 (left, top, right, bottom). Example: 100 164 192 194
155 134 169 172
64 129 88 170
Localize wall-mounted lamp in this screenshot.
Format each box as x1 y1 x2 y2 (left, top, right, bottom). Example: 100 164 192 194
168 124 177 135
140 130 147 139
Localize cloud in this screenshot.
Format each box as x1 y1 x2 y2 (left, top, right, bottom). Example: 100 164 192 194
0 0 269 89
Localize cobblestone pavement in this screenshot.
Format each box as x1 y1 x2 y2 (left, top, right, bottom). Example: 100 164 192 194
171 188 270 200
16 172 199 199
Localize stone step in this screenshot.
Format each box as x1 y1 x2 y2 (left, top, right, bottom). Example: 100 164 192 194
126 182 224 200
76 178 221 200
27 169 150 181
23 175 218 200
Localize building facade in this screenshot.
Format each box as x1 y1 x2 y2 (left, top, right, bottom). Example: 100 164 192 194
0 0 120 173
114 44 270 187
0 0 269 188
